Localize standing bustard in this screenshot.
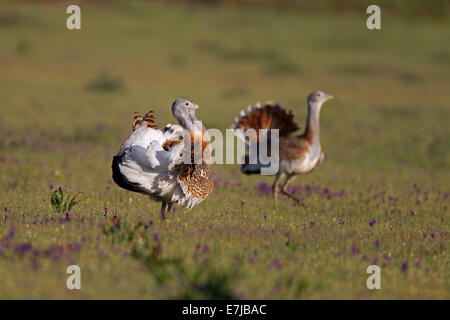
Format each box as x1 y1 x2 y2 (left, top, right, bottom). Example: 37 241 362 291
112 99 214 219
231 91 334 204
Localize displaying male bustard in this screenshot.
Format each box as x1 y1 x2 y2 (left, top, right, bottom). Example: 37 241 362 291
112 99 214 219
231 91 334 204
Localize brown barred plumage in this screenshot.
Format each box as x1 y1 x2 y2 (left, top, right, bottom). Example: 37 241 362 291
162 137 183 151
176 162 214 201
174 129 213 201
132 112 143 131
232 102 299 140
143 110 157 129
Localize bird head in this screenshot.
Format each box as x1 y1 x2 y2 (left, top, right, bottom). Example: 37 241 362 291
171 98 200 130
307 91 334 105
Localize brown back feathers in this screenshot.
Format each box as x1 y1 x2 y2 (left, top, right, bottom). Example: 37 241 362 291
232 102 299 138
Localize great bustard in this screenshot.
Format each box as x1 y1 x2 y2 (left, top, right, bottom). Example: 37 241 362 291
231 91 334 204
112 99 214 219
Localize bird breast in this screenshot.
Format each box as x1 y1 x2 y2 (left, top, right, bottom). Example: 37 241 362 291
279 138 322 175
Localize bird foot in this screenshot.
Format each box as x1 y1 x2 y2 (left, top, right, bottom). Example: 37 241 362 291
281 190 307 207
273 191 281 203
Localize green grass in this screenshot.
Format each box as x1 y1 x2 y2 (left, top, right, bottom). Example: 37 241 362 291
0 0 449 299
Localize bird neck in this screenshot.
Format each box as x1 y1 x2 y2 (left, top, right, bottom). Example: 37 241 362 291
303 101 321 144
176 113 198 131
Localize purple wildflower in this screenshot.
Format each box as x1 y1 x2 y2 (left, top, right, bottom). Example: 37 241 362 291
14 243 33 255
4 207 8 212
264 215 267 221
32 248 41 258
153 232 159 242
415 257 422 267
45 245 65 261
49 184 54 190
5 226 17 240
369 218 376 227
104 207 108 216
67 243 81 253
268 258 282 270
431 233 435 239
410 210 415 216
401 261 408 273
351 247 360 255
257 182 271 196
374 239 380 248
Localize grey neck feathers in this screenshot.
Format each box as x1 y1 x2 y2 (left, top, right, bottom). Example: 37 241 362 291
304 101 322 144
175 111 198 131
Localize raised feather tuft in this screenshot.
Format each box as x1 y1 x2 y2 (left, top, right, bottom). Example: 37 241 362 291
143 110 157 129
231 101 299 138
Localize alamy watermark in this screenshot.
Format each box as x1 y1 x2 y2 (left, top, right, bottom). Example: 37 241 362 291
67 5 382 32
366 265 381 290
66 265 81 290
175 120 280 175
366 5 381 30
66 5 81 30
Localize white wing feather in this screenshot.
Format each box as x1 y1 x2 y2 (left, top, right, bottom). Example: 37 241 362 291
116 122 186 201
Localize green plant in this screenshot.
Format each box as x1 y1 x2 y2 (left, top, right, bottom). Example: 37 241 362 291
50 186 82 213
178 262 239 299
131 235 181 285
102 216 143 245
130 234 239 298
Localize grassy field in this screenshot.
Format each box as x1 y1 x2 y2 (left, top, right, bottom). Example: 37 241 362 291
0 0 449 299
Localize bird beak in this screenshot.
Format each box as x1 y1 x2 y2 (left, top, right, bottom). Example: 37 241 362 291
191 104 199 109
326 93 334 100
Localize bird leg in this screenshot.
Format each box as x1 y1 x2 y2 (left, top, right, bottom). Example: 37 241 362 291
160 201 167 220
167 202 173 213
281 175 306 207
272 173 284 201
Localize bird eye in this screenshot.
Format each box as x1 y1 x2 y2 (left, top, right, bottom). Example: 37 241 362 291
185 102 189 106
317 93 321 96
